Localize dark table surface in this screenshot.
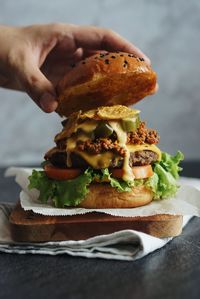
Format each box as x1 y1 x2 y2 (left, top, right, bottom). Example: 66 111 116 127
0 162 200 299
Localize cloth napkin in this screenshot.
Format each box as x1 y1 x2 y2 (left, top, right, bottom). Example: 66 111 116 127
0 201 192 261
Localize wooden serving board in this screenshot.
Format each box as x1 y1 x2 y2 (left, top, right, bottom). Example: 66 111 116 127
9 204 183 242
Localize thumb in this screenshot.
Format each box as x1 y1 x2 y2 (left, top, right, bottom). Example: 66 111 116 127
17 61 58 113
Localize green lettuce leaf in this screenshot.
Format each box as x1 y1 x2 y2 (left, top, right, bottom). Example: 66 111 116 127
28 170 56 203
144 173 159 194
28 168 93 208
159 151 184 179
146 151 184 199
101 168 133 192
52 169 93 207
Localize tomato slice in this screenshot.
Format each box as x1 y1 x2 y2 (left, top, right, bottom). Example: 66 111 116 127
111 165 154 180
44 164 153 181
44 164 81 180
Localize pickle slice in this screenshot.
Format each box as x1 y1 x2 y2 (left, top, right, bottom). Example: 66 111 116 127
80 109 97 119
97 105 140 120
121 115 140 132
80 105 140 120
94 122 113 138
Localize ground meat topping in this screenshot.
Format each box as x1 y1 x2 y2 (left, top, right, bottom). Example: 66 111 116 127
77 138 126 156
76 122 159 155
127 122 160 145
55 122 159 155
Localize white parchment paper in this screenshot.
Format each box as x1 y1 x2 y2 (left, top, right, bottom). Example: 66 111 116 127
5 167 200 217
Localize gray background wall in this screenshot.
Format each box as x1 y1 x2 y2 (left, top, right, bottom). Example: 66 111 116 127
0 0 199 165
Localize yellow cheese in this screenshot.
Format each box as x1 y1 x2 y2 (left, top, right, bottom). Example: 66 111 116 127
108 121 126 146
66 136 76 167
75 150 115 169
77 119 97 133
66 133 91 167
108 121 134 181
55 119 97 142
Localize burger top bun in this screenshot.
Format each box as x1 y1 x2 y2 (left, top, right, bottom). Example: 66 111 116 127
56 52 157 117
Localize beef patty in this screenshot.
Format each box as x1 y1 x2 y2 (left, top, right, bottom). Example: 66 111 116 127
46 150 158 168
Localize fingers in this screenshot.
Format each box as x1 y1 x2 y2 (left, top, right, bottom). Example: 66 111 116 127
23 66 57 113
71 26 151 65
49 23 150 64
12 53 58 112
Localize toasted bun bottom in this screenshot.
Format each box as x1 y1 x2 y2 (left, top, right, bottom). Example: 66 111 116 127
78 184 153 208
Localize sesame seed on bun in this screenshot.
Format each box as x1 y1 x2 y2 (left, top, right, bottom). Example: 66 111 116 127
56 51 157 117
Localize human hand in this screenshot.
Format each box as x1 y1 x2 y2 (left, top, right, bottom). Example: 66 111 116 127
0 23 150 113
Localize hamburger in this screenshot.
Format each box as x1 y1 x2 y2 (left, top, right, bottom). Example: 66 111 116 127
28 52 183 209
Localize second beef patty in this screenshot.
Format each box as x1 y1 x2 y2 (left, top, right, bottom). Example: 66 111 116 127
46 150 158 168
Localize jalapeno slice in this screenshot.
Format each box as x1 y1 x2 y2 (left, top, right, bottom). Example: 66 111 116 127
94 122 113 138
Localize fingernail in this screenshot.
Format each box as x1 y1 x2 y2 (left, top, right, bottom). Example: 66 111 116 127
40 93 58 113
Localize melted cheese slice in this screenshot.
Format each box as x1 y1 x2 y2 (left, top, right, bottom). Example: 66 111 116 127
55 119 97 142
66 133 91 167
108 121 133 181
77 119 97 132
74 151 115 169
